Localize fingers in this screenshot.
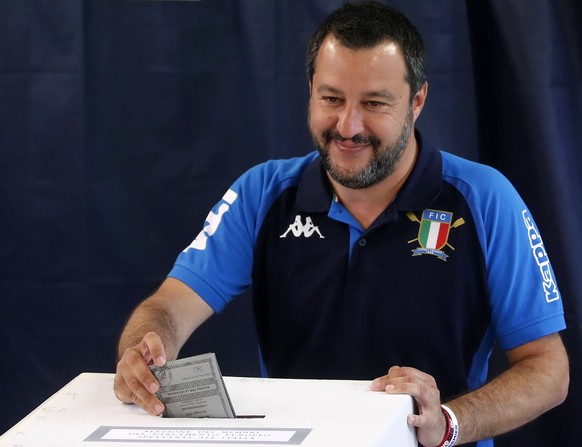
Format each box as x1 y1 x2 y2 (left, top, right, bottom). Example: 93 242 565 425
114 332 167 416
371 365 440 410
141 332 167 367
371 365 436 393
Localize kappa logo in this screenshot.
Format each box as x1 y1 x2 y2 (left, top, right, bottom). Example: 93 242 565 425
280 215 325 238
407 209 465 261
522 209 560 302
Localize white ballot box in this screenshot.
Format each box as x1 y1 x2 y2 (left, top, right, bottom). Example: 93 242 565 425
0 373 417 447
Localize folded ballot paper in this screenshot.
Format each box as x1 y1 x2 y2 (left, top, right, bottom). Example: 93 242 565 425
150 353 236 418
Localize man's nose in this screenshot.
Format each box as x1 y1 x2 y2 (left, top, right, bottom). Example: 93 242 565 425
336 105 365 139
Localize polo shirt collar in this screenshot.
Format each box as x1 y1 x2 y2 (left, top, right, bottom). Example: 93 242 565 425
295 130 442 215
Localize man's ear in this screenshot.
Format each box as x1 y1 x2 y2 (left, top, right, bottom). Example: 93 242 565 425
412 81 428 122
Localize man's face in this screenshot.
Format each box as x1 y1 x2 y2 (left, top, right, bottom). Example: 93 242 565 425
308 36 423 189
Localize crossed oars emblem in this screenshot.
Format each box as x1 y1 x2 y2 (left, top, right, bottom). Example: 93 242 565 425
406 211 465 251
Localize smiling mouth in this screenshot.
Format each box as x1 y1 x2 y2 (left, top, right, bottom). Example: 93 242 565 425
328 134 374 155
323 130 378 152
331 138 372 156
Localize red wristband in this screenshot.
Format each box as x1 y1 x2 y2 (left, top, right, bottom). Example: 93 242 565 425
437 405 452 447
437 405 459 447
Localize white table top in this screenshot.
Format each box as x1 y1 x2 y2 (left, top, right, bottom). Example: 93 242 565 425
0 373 417 447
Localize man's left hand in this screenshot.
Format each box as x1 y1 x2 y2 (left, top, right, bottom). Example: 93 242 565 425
371 366 447 447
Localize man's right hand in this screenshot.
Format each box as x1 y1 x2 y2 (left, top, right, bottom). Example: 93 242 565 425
114 331 167 416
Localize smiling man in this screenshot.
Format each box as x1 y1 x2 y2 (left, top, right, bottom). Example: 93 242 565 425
114 3 568 447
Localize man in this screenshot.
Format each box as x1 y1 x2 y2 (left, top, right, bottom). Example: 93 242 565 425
114 2 569 446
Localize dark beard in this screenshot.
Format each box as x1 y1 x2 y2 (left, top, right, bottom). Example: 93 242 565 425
311 108 413 189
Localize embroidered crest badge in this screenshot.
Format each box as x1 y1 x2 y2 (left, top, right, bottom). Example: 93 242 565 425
407 209 464 261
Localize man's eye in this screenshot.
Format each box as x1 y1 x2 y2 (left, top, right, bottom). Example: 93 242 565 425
323 96 341 103
367 101 384 107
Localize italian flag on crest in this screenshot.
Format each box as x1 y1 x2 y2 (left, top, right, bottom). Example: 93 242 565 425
418 209 452 250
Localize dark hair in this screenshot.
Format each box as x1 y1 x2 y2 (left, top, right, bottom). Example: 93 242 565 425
306 1 426 101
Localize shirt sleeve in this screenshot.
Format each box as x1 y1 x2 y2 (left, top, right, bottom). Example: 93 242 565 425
167 154 315 312
443 152 566 350
168 180 256 312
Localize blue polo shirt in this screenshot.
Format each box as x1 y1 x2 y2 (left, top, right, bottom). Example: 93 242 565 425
169 135 565 431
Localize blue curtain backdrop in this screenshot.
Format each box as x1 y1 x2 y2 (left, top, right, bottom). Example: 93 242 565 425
0 0 580 444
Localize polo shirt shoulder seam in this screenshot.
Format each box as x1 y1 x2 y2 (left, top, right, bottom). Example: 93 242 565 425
240 152 319 237
440 150 520 256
